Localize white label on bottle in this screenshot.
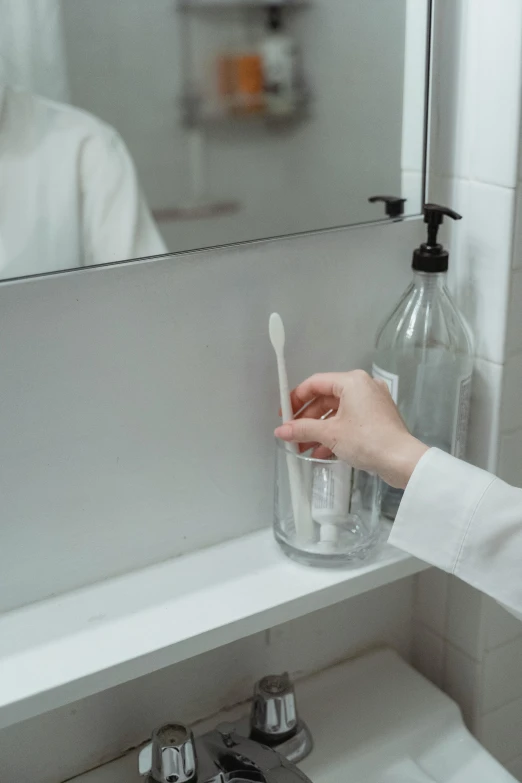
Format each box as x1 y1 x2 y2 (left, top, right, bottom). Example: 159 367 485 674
312 465 336 511
452 373 472 459
372 364 399 404
311 462 352 522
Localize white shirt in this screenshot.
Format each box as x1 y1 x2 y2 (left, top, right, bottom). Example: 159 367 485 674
389 448 522 620
0 83 166 278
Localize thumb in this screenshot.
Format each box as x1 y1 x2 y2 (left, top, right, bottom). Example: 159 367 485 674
275 417 330 446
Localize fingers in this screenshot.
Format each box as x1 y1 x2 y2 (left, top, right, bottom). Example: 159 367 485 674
311 445 333 459
298 442 320 453
289 373 345 413
275 416 332 446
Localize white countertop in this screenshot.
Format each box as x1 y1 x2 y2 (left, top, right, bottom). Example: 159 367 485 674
0 527 426 730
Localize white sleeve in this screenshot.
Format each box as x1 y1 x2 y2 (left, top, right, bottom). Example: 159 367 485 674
79 127 167 266
388 448 522 620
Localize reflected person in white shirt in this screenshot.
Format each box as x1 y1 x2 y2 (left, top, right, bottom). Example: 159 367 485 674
275 370 522 620
0 81 166 278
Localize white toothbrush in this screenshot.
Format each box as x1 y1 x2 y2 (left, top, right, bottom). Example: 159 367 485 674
269 313 314 542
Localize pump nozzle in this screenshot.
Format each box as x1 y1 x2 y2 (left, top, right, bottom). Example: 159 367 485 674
412 203 463 273
267 4 283 30
368 195 407 220
423 203 462 247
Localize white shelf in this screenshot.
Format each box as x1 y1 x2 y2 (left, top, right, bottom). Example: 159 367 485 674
0 527 427 730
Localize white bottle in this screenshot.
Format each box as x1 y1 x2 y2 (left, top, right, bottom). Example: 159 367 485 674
260 5 298 117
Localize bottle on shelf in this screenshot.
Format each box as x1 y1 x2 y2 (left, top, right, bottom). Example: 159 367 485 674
260 4 299 117
234 52 265 114
217 33 264 116
373 204 474 520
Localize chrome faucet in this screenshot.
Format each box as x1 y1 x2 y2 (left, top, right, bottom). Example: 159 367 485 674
139 672 313 783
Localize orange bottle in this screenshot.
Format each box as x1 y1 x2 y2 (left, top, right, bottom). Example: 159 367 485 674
234 53 264 114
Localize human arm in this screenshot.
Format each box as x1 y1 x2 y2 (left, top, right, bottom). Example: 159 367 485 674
391 447 522 620
80 126 167 266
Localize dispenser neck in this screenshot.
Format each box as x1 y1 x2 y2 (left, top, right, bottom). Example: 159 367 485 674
412 270 447 293
426 221 440 247
412 243 449 273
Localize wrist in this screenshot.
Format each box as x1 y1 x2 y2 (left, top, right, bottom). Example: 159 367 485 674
379 434 429 489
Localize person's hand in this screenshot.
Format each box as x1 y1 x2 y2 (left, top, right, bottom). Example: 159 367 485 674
274 370 428 489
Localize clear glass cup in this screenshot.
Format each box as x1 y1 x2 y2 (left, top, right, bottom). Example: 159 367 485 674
273 440 382 567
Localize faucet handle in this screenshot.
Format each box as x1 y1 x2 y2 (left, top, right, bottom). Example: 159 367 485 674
139 724 197 783
250 673 298 743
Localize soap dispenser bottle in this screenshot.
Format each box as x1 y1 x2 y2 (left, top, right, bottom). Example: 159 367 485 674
373 204 474 520
261 4 298 116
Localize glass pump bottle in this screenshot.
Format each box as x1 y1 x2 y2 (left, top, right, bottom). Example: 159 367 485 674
373 204 474 520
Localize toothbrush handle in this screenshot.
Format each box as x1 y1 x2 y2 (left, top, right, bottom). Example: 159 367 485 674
277 357 294 425
277 358 314 542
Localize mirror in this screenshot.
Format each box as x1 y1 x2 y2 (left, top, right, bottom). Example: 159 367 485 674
0 0 431 281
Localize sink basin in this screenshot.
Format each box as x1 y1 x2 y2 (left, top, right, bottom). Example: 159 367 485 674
74 649 516 783
299 650 515 783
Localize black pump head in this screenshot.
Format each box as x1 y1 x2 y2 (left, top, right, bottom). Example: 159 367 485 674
267 4 283 30
412 203 462 273
368 195 407 219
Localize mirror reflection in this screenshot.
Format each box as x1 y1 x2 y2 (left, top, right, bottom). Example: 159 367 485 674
0 0 430 281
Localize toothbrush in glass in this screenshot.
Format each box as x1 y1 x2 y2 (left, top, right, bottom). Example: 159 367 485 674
269 313 314 543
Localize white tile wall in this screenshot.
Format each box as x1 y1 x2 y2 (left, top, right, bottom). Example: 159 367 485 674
483 637 522 713
479 696 522 764
429 0 471 180
513 190 522 269
423 177 515 369
443 643 482 731
430 0 522 188
468 0 522 188
428 177 515 363
446 577 487 661
414 569 449 637
505 270 522 357
0 579 415 783
485 598 522 652
401 171 423 215
501 352 522 434
402 0 429 174
401 0 428 217
467 357 503 472
412 623 445 688
446 179 514 364
415 0 522 768
498 428 522 488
